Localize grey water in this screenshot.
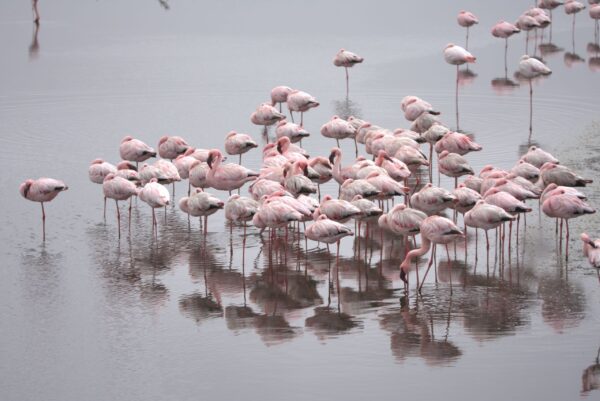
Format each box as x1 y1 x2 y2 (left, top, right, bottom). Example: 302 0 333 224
1 1 600 400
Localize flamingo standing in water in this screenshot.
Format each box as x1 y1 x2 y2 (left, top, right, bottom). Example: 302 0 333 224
250 103 286 138
518 55 552 141
139 178 170 235
270 86 293 113
399 215 464 294
119 136 156 167
158 135 189 160
492 21 521 75
225 194 259 240
580 233 600 275
333 49 364 96
305 214 354 269
443 44 476 131
88 159 117 219
457 10 479 49
206 149 259 195
179 189 224 234
286 90 319 126
542 193 595 260
321 116 357 149
102 173 138 238
224 130 258 165
276 120 310 144
19 177 68 241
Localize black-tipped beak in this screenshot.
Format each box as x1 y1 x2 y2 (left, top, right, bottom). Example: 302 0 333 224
400 269 408 284
303 166 309 176
207 154 213 169
277 143 282 153
428 110 441 116
328 152 335 165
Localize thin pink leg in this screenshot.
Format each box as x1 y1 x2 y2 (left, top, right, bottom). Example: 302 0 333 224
41 202 46 241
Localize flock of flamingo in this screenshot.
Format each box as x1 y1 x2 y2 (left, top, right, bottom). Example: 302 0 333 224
20 0 600 294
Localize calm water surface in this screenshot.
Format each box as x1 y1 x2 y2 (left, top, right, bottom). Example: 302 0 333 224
1 1 600 400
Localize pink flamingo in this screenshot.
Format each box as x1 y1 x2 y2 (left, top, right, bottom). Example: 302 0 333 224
139 179 170 235
340 178 380 201
89 159 117 218
329 148 359 185
543 193 595 260
276 120 310 144
179 189 224 234
276 136 308 163
333 48 364 95
438 150 475 189
539 162 592 187
462 174 483 193
305 214 354 268
434 131 482 155
318 194 362 223
248 178 288 201
374 150 411 181
401 96 440 122
206 149 259 194
320 116 356 148
173 151 198 195
591 5 600 42
444 43 476 131
452 184 482 215
158 136 189 160
510 160 540 182
520 145 559 167
250 103 286 132
115 161 140 184
283 160 317 196
19 177 68 241
519 55 552 140
225 130 258 165
225 194 259 247
399 215 464 293
464 200 515 264
286 90 319 126
484 186 532 254
308 156 333 199
515 14 541 54
541 183 587 203
492 21 521 75
580 233 600 271
119 136 156 166
366 171 409 202
410 183 456 215
457 10 479 49
188 160 209 190
102 173 138 237
422 124 450 182
270 86 294 113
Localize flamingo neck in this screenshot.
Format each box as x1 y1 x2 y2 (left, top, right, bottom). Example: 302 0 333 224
400 236 431 271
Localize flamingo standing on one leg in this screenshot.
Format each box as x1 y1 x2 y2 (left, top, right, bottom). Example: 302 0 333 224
179 189 224 235
224 130 258 165
139 178 170 235
320 115 356 148
225 194 259 242
119 136 157 168
305 214 354 270
492 21 521 76
518 55 552 142
102 173 139 238
286 90 319 126
399 215 464 294
457 10 479 49
333 49 364 96
19 177 68 241
443 44 476 131
88 159 117 219
270 86 294 113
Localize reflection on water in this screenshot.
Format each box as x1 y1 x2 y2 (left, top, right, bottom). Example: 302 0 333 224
28 22 40 61
491 77 519 95
458 68 477 87
332 97 362 121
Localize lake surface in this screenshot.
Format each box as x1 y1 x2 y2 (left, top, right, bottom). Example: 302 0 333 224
1 1 600 400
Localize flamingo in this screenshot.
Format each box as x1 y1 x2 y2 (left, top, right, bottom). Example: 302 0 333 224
516 14 541 54
457 10 479 49
320 116 356 148
435 131 482 155
283 160 317 197
462 174 484 193
484 186 533 253
539 162 593 187
438 150 475 189
139 179 170 235
541 183 587 203
333 48 364 96
276 136 309 163
374 150 411 181
102 173 139 237
188 160 209 190
580 233 600 270
542 193 595 259
410 183 456 215
206 149 259 194
511 160 541 182
366 171 409 202
119 136 156 166
115 161 140 185
89 159 117 218
340 178 380 201
401 96 440 122
305 214 354 268
591 5 600 41
224 130 258 165
286 90 319 126
318 195 362 223
270 86 294 113
329 147 359 185
520 145 559 167
248 178 288 201
452 184 482 215
519 55 552 141
444 43 476 130
492 21 521 75
158 135 189 160
275 120 310 144
173 151 198 195
399 215 464 293
19 178 68 241
250 103 286 133
225 194 259 244
179 189 224 234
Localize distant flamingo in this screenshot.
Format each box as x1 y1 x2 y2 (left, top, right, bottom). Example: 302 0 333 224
464 200 515 264
444 43 476 131
340 178 380 201
410 183 456 215
89 159 117 218
179 189 224 234
270 86 294 112
305 214 354 268
102 173 138 238
540 162 593 187
541 183 587 204
318 194 362 223
543 193 595 260
308 156 333 199
516 14 541 54
19 177 68 241
401 96 440 122
283 160 317 196
374 150 411 181
250 103 286 133
435 131 482 156
139 179 170 235
438 150 475 189
286 90 319 126
276 136 308 163
492 21 521 75
248 178 288 201
224 130 258 165
457 10 479 49
206 149 259 194
119 136 156 166
399 215 464 293
333 49 364 96
320 115 356 148
173 151 197 195
225 194 259 248
519 55 552 141
158 135 189 160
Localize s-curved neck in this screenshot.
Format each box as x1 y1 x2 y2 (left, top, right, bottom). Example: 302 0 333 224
400 236 432 271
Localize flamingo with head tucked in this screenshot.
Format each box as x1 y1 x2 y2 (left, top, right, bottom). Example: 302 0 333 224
457 10 479 49
333 48 364 96
19 177 69 241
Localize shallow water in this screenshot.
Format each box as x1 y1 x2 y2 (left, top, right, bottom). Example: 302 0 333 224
1 1 600 400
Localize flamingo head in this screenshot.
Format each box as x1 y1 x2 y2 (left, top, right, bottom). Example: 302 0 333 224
276 136 290 153
19 179 34 199
121 135 133 143
206 149 221 169
328 148 341 164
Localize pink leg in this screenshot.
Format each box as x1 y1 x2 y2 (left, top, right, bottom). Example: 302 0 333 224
41 202 46 241
418 245 436 293
565 219 570 261
103 196 107 220
115 200 121 238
